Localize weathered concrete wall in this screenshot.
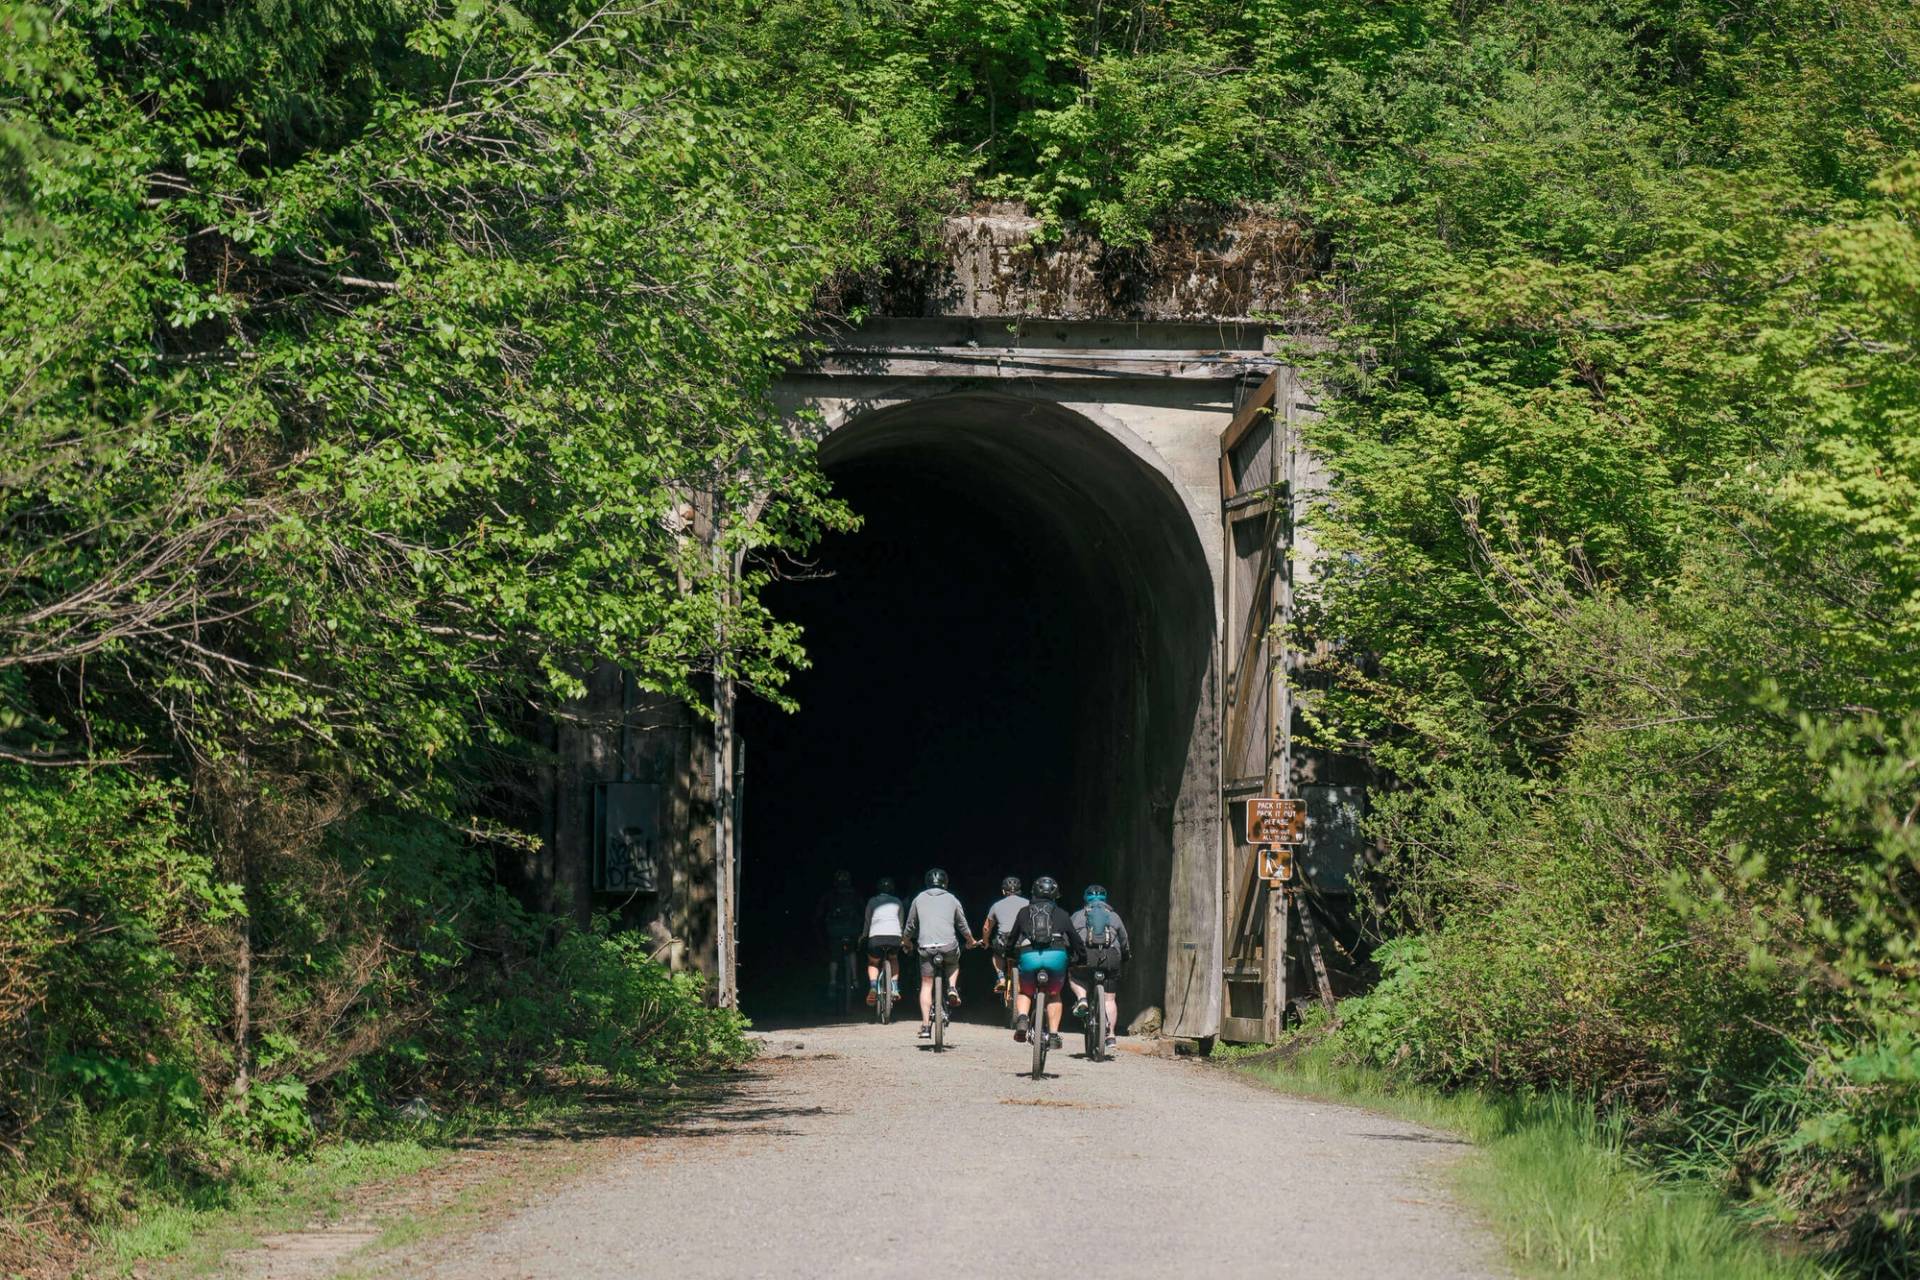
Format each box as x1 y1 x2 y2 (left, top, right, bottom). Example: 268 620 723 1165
535 674 721 972
840 208 1318 323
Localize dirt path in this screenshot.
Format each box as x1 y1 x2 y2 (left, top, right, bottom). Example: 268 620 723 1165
353 1019 1499 1279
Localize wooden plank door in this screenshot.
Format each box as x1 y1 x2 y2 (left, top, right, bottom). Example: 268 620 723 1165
1218 371 1292 1043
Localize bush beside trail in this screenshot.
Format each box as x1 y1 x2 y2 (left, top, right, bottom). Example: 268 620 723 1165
0 763 751 1269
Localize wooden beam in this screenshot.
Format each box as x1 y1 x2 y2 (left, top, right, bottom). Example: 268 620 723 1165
1299 894 1337 1014
1265 884 1289 1042
1219 368 1280 455
808 348 1276 380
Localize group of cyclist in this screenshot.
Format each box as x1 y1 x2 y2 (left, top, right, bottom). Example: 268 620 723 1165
817 868 1133 1052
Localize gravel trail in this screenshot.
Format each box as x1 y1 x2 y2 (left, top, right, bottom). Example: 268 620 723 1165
384 1018 1500 1279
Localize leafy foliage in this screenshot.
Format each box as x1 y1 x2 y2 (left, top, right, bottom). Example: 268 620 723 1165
4 0 1918 1274
1 0 947 1266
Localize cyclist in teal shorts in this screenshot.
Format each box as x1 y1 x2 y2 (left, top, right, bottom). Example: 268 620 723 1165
1004 876 1086 1047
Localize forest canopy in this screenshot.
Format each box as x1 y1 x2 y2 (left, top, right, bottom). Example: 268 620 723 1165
3 0 1917 1272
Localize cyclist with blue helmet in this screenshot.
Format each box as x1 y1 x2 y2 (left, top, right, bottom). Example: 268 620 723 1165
1069 884 1132 1055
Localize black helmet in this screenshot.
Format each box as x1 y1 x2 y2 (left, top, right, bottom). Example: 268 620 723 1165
833 869 852 888
1032 875 1059 900
1083 884 1108 904
925 867 949 890
876 876 896 895
1000 876 1022 896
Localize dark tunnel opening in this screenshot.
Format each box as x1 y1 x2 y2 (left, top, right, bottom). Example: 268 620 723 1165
736 397 1213 1031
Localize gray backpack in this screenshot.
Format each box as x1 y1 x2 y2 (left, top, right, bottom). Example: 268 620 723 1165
1083 904 1123 969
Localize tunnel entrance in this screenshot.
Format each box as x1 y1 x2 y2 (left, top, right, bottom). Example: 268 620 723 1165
737 396 1214 1028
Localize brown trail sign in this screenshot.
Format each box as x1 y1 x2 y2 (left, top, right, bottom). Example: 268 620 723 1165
1245 797 1305 846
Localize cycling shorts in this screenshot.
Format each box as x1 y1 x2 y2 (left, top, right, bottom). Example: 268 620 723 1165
866 936 901 957
1016 947 1070 996
917 945 960 977
1071 963 1122 990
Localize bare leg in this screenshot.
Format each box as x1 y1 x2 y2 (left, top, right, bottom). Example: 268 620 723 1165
1015 991 1032 1017
919 972 935 1024
1068 977 1087 1005
1046 994 1065 1032
1104 991 1119 1035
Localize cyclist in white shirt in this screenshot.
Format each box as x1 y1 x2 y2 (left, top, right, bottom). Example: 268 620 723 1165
861 877 905 1006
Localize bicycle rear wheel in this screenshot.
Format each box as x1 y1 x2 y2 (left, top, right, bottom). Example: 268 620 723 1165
877 963 893 1025
1082 985 1098 1059
933 972 946 1051
1091 981 1107 1061
1031 990 1048 1079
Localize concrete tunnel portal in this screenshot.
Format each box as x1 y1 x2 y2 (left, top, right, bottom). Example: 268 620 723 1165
737 394 1216 1027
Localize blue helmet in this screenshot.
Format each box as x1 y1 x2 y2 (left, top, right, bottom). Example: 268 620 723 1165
1083 884 1108 904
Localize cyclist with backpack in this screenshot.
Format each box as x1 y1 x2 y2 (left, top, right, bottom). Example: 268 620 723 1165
1069 884 1132 1055
815 869 865 1007
861 876 905 1006
901 868 977 1040
979 876 1029 997
1004 875 1086 1049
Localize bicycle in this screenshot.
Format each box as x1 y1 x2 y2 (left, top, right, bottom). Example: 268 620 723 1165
832 938 860 1018
932 963 951 1051
1080 966 1111 1062
870 945 897 1025
996 948 1020 1028
1029 964 1053 1079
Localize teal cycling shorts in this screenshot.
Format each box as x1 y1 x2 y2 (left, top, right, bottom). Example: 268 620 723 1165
1017 948 1069 975
1017 947 1069 996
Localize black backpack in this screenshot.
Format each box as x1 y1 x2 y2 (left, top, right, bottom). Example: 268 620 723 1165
825 894 861 939
1026 903 1057 950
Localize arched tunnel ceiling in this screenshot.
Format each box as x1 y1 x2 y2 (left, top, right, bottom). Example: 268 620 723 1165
819 393 1214 638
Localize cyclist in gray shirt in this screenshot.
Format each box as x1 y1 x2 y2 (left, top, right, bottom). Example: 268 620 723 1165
979 877 1029 997
901 868 977 1040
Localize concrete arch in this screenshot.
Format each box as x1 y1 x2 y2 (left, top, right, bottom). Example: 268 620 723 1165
810 383 1222 601
757 388 1221 1032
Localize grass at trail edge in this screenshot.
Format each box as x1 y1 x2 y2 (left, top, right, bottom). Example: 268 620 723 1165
1235 1042 1824 1279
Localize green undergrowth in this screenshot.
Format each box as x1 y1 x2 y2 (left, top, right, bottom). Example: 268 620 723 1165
89 1086 671 1279
1240 1040 1823 1279
100 1136 443 1279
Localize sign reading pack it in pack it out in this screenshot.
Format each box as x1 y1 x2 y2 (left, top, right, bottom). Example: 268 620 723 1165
1245 796 1306 845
